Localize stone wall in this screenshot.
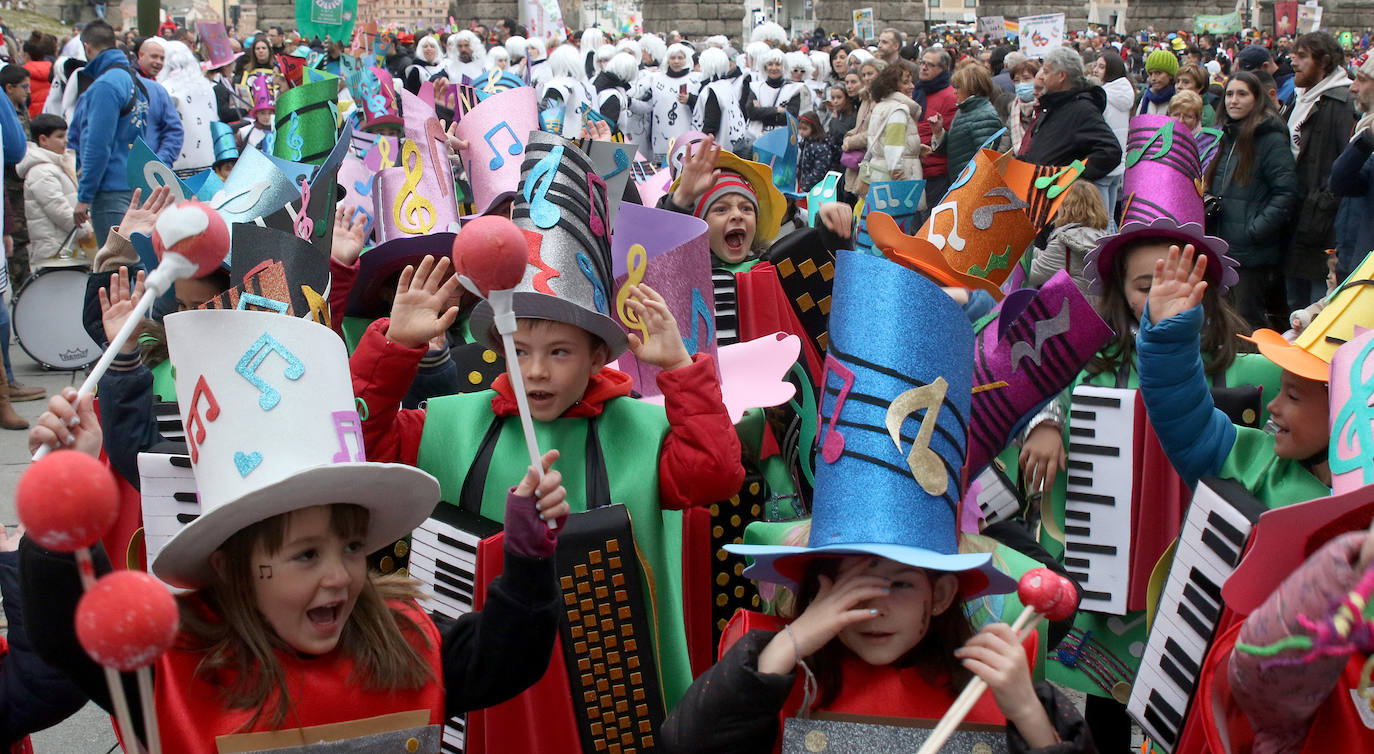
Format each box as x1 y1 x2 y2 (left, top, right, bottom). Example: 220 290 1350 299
1257 0 1374 33
975 2 1087 31
1127 1 1235 33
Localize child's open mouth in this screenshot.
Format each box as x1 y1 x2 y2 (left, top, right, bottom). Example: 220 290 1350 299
724 229 747 253
307 602 343 631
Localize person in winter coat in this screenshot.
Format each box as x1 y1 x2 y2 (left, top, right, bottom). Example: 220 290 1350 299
914 48 957 204
1138 49 1177 115
132 38 184 167
20 32 53 120
537 44 587 139
1019 48 1122 182
1006 59 1040 155
18 113 83 266
592 52 638 137
1091 53 1132 231
1205 72 1299 331
841 62 886 195
927 64 1004 186
796 111 831 192
1174 63 1217 126
1028 180 1109 296
1281 32 1356 311
824 85 857 174
860 61 924 193
1330 56 1374 282
403 35 448 94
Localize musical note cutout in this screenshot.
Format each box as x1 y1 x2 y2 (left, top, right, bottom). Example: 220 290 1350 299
483 121 524 170
925 202 967 251
235 333 306 410
525 146 563 229
615 244 650 343
681 288 715 355
818 355 856 464
968 245 1014 278
530 243 560 294
602 147 630 179
393 141 437 235
576 252 608 314
885 378 950 496
331 410 367 462
302 285 330 327
947 156 977 195
186 375 220 464
292 176 313 240
1010 299 1071 372
236 293 290 314
586 172 609 238
143 161 191 202
971 187 1029 230
424 117 451 198
374 137 395 170
1125 120 1176 168
1034 160 1085 199
870 184 904 211
1331 336 1374 483
284 112 305 161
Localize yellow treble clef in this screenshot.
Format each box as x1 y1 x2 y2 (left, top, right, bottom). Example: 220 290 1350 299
614 243 650 343
394 141 436 235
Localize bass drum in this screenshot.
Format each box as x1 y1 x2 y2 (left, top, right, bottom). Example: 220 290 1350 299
13 264 101 370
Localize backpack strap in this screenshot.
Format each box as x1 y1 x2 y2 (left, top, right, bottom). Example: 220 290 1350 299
104 64 147 118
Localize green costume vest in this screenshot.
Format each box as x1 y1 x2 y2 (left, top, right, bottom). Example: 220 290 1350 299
415 391 695 708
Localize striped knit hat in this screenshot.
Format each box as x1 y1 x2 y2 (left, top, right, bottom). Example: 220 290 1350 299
693 170 758 219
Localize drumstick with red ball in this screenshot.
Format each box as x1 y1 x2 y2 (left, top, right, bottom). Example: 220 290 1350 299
76 570 179 754
33 200 230 461
915 568 1078 754
451 217 559 529
16 451 147 751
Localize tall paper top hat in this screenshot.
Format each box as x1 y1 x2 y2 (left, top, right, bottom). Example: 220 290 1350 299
751 114 801 199
727 251 1016 599
357 66 404 132
273 79 340 165
454 86 539 216
367 89 462 242
200 22 242 71
667 148 785 244
249 76 275 114
156 310 439 588
1328 328 1374 496
1242 251 1374 383
470 131 628 357
1083 115 1239 295
230 224 332 319
871 147 1083 300
209 121 239 166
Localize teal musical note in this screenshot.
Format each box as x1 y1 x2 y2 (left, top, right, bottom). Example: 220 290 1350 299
576 252 608 313
1330 335 1374 483
236 333 306 410
285 112 304 161
483 121 523 170
601 147 630 179
524 145 562 228
681 288 715 355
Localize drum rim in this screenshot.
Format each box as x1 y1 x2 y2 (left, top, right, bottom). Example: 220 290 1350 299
12 266 101 371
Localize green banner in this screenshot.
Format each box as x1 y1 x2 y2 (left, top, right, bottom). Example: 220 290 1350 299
295 0 358 44
1194 11 1241 34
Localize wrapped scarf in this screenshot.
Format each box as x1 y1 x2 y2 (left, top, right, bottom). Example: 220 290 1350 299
912 69 950 112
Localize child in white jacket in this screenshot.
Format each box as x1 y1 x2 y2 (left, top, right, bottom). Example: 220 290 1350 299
18 113 85 266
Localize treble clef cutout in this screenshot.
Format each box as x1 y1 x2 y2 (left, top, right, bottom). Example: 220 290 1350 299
586 171 609 237
614 244 650 343
1330 335 1374 483
393 141 437 235
885 378 950 496
293 177 313 240
424 117 451 198
284 111 304 161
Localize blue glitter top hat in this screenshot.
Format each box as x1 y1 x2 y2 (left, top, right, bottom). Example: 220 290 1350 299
727 250 1015 598
209 121 239 167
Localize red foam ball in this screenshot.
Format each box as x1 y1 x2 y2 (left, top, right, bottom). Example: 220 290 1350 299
16 450 120 552
152 200 230 277
1042 574 1079 622
1016 567 1065 615
76 570 179 671
452 216 530 296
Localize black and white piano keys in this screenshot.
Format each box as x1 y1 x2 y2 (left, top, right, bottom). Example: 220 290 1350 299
971 462 1021 526
711 270 740 347
153 401 188 443
1126 478 1265 751
137 451 199 571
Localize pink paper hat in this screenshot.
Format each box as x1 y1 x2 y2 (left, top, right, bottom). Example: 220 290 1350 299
249 76 275 114
357 66 404 132
1328 327 1374 496
453 86 539 215
368 89 462 242
1084 114 1238 294
200 22 243 70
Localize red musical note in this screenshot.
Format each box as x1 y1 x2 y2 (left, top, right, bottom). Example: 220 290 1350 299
186 375 221 464
818 354 856 463
424 117 451 198
586 171 609 238
529 240 559 294
331 410 367 462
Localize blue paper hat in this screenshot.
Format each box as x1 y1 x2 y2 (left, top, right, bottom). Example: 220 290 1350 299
728 251 1015 598
210 121 239 166
751 113 801 198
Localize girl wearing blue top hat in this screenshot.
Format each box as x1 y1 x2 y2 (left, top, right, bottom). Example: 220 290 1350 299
659 251 1095 754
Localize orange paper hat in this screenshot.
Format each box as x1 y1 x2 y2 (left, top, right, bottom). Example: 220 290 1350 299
870 149 1084 300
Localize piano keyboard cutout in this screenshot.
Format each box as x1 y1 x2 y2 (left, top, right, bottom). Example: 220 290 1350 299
137 451 198 567
972 462 1021 527
1126 477 1265 752
154 401 187 442
712 270 739 347
555 505 664 753
409 504 504 753
710 476 766 645
1063 386 1138 615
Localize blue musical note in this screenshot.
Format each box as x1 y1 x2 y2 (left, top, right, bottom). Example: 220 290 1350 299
1331 335 1374 483
681 288 715 355
235 333 306 410
576 252 608 314
602 147 630 179
483 121 524 170
524 145 562 229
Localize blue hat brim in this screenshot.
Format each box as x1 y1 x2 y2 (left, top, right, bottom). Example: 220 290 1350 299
725 543 1016 599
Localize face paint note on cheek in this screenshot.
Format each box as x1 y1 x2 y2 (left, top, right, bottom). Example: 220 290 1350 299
259 564 273 579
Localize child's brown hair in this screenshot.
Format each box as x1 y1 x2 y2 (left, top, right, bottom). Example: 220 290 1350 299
178 504 434 730
1055 181 1110 231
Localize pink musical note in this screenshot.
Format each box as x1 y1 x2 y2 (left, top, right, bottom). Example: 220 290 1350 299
293 177 313 240
424 117 451 198
186 375 221 464
483 121 523 170
331 410 367 462
586 171 608 238
818 354 855 463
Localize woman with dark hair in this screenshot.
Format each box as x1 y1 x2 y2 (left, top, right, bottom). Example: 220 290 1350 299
236 37 275 92
824 84 857 174
1205 71 1299 330
826 46 849 86
859 61 924 193
1092 51 1132 230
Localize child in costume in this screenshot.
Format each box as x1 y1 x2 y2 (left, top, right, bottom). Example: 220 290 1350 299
237 77 275 152
350 137 744 708
1027 180 1109 297
22 309 568 752
795 112 831 192
660 251 1094 754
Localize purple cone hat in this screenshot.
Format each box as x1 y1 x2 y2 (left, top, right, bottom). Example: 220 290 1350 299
1084 114 1238 294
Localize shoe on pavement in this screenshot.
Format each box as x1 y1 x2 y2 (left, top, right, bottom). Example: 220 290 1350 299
7 381 45 402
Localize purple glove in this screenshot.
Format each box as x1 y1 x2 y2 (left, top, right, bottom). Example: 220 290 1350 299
503 488 562 559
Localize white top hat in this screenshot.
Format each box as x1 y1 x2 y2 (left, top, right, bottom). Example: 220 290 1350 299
153 309 439 588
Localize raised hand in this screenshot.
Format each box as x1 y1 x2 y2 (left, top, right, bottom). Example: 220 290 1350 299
29 387 103 458
1146 244 1208 325
384 255 462 349
579 119 613 141
758 557 893 675
623 284 692 371
98 266 147 353
670 135 721 209
331 204 368 266
817 202 854 239
118 185 177 239
445 120 470 153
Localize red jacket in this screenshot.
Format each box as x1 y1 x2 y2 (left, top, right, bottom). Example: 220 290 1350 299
919 83 959 178
349 318 744 509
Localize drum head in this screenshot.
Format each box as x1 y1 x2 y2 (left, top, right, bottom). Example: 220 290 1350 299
13 267 101 370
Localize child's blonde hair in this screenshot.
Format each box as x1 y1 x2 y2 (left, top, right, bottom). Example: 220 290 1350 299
178 504 435 730
1055 180 1110 231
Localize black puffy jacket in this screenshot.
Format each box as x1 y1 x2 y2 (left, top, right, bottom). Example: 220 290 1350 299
1208 116 1299 267
1017 84 1123 181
